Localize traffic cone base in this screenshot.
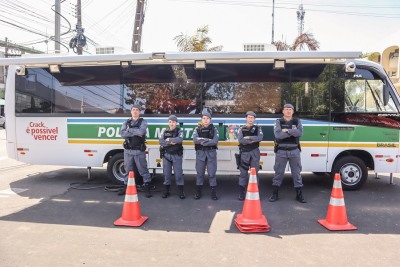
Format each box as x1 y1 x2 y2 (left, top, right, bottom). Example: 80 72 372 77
235 221 270 233
114 215 148 227
317 219 357 231
235 213 270 228
235 168 270 233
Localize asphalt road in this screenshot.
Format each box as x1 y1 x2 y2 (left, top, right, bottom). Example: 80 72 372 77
1 128 400 266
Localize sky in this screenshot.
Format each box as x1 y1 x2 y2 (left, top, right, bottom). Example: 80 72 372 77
0 0 400 55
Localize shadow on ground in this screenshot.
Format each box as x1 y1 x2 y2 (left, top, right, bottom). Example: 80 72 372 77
1 168 400 236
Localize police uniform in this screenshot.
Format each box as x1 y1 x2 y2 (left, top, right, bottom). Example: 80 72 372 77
193 112 219 200
159 115 185 199
237 111 263 200
269 103 306 203
120 105 152 197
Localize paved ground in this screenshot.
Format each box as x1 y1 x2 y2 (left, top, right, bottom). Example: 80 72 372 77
1 128 400 266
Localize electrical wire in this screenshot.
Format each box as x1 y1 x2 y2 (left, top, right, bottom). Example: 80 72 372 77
4 0 398 54
69 182 114 190
50 0 72 38
0 0 72 53
81 1 134 47
170 0 400 18
70 182 160 193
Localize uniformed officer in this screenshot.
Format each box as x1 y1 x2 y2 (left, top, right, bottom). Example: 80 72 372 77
193 112 219 200
237 111 263 201
159 115 185 199
119 104 152 197
269 103 306 203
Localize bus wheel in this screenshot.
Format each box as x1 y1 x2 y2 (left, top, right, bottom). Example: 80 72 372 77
331 156 368 191
107 153 126 185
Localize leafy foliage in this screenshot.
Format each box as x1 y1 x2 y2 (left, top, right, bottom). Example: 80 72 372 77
174 25 223 52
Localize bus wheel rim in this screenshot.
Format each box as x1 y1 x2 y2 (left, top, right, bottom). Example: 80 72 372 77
340 163 361 185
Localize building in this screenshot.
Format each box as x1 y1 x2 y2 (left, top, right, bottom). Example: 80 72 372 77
95 46 130 54
378 45 400 92
374 30 400 91
243 43 277 52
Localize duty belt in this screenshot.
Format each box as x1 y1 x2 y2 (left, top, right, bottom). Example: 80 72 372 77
197 146 217 151
278 146 298 151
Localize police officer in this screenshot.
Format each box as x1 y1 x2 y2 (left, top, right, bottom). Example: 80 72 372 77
119 104 152 198
159 115 185 199
237 111 263 201
193 112 219 200
269 103 306 203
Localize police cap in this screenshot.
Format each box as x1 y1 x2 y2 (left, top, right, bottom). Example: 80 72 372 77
283 103 294 110
246 111 256 117
202 112 212 119
168 115 178 122
131 104 141 110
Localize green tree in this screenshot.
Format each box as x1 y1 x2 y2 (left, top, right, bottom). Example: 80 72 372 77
174 25 223 52
362 52 380 63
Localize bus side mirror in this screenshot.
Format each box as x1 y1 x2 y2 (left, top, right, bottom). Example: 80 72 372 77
383 83 389 106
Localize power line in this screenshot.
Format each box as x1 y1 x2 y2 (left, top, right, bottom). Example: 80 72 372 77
0 0 52 22
171 0 400 18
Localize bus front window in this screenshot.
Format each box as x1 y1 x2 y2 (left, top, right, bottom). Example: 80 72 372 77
345 79 398 113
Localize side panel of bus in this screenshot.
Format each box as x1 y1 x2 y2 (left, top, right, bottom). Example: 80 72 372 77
15 117 106 166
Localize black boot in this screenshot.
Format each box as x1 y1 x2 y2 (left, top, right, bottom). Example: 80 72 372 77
268 186 279 202
296 188 306 203
144 182 152 198
238 185 246 201
194 185 202 200
178 185 186 199
211 186 218 200
117 185 127 196
162 185 170 198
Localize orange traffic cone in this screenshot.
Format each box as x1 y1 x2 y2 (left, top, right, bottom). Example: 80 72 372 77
318 173 357 231
114 171 148 227
235 168 270 233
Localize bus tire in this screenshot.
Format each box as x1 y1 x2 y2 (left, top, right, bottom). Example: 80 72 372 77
107 153 145 185
330 155 368 191
107 153 126 185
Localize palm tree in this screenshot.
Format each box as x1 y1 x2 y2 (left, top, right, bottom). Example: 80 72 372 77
273 32 320 51
291 32 320 51
174 25 223 52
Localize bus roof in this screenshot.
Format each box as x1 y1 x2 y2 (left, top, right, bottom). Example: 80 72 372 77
0 51 363 67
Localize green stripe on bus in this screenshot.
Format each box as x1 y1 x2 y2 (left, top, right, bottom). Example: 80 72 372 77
67 124 399 143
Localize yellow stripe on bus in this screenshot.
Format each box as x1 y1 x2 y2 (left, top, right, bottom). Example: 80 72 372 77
327 143 390 148
68 139 397 148
69 140 124 144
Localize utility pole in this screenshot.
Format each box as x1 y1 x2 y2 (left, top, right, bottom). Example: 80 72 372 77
69 0 86 55
76 0 83 55
271 0 275 43
55 0 61 53
131 0 146 53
